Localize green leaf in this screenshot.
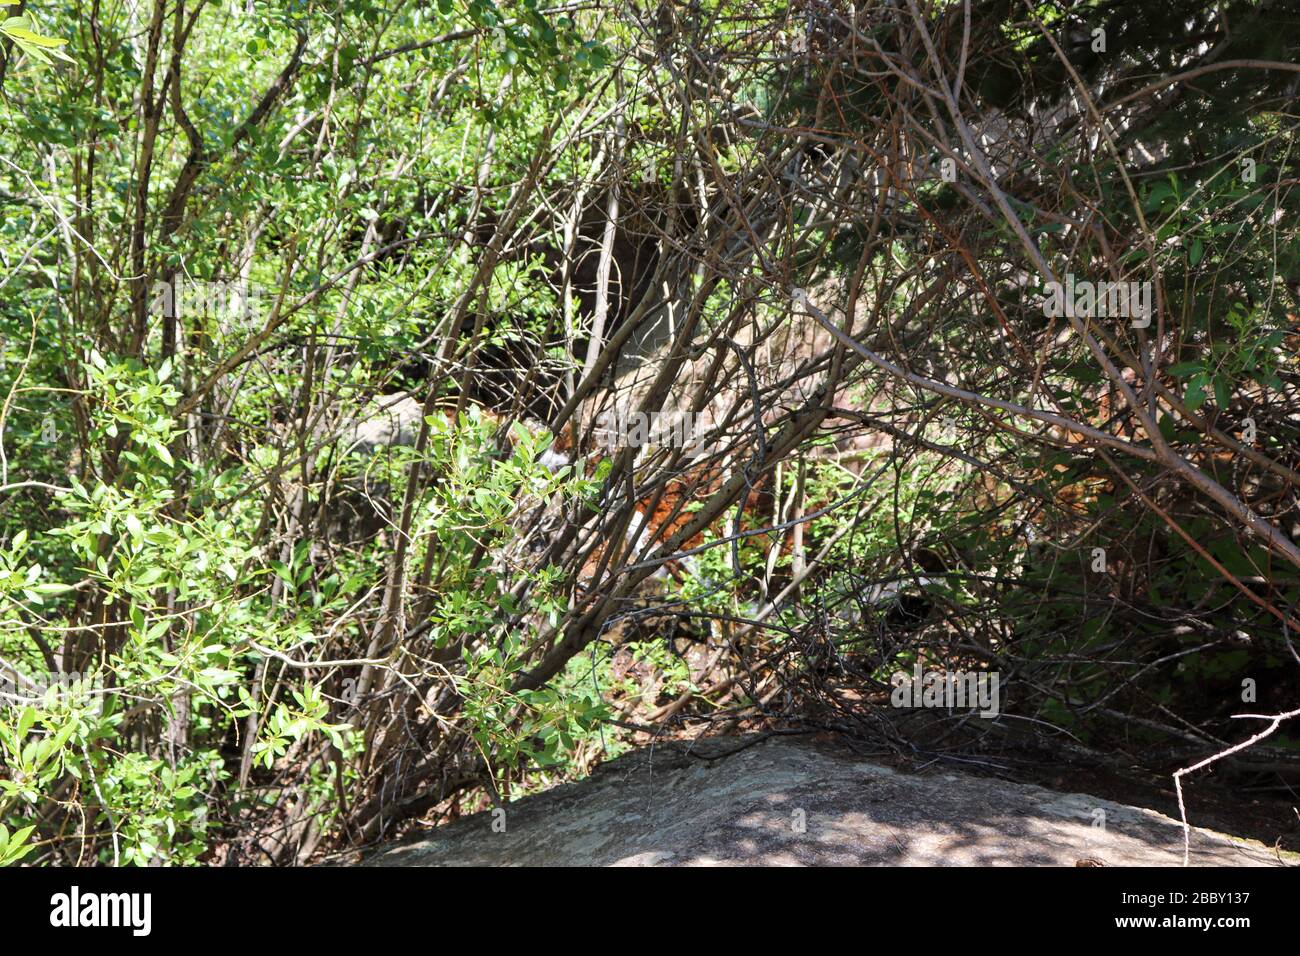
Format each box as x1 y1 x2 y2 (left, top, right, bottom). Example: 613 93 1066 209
31 582 72 595
16 707 37 737
1167 361 1202 379
1213 376 1231 410
135 566 165 586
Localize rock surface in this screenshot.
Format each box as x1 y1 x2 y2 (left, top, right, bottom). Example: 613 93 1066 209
364 736 1287 867
343 392 425 456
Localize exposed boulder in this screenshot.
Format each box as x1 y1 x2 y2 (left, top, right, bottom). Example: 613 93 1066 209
364 735 1289 867
341 392 426 457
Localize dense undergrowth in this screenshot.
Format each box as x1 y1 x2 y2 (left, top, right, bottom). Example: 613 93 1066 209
1 0 1299 864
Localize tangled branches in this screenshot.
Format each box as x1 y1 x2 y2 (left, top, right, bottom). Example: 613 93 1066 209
2 0 1299 863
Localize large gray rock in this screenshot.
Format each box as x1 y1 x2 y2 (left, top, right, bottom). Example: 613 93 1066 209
342 392 425 457
365 736 1288 867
